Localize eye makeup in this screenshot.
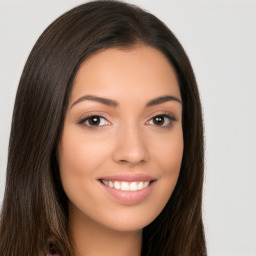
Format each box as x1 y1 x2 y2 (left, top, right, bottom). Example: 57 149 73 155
76 110 177 130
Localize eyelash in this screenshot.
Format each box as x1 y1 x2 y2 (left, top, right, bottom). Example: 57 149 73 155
146 113 177 128
77 112 177 130
77 114 110 130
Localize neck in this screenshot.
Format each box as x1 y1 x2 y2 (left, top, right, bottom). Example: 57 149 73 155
69 206 142 256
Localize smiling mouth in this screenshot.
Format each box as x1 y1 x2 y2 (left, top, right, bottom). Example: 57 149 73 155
99 180 154 191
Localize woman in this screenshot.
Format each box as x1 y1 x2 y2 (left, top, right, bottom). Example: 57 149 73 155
0 1 206 255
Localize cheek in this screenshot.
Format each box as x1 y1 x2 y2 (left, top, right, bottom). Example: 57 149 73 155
151 127 184 176
145 127 183 217
58 127 109 174
57 126 111 199
162 137 183 177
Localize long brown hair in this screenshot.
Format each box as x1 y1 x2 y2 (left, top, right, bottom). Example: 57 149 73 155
0 1 206 255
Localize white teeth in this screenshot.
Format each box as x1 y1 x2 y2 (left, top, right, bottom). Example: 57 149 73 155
102 180 109 186
137 181 143 190
121 182 129 191
101 180 150 191
114 181 121 189
143 181 150 188
129 182 138 191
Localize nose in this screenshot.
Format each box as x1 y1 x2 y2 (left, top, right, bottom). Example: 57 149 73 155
112 124 150 166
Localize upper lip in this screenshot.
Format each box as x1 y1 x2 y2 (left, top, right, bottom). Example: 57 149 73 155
99 173 156 182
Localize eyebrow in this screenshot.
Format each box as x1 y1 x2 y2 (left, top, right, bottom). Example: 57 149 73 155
70 95 118 109
146 95 182 107
70 94 182 109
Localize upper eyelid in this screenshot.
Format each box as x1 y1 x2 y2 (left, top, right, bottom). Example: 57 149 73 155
77 112 110 124
145 114 176 126
145 111 177 122
145 111 177 130
77 115 111 130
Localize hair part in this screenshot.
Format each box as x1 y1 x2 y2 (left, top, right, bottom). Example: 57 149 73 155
0 1 206 255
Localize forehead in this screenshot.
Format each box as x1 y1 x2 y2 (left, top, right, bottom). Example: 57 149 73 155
71 45 181 103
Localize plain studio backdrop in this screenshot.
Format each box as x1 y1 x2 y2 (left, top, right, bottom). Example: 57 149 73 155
0 0 255 255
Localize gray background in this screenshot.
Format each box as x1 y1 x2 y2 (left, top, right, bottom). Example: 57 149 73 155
0 0 256 255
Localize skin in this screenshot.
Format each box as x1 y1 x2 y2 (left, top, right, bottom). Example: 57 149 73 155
58 45 183 256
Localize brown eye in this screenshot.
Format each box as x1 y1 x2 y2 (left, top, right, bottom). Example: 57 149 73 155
147 114 176 128
88 116 101 126
153 116 165 126
78 115 110 129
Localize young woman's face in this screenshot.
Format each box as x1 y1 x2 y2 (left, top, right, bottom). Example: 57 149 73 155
58 45 183 232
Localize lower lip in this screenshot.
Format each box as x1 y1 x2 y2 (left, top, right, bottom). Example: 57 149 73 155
100 181 155 204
